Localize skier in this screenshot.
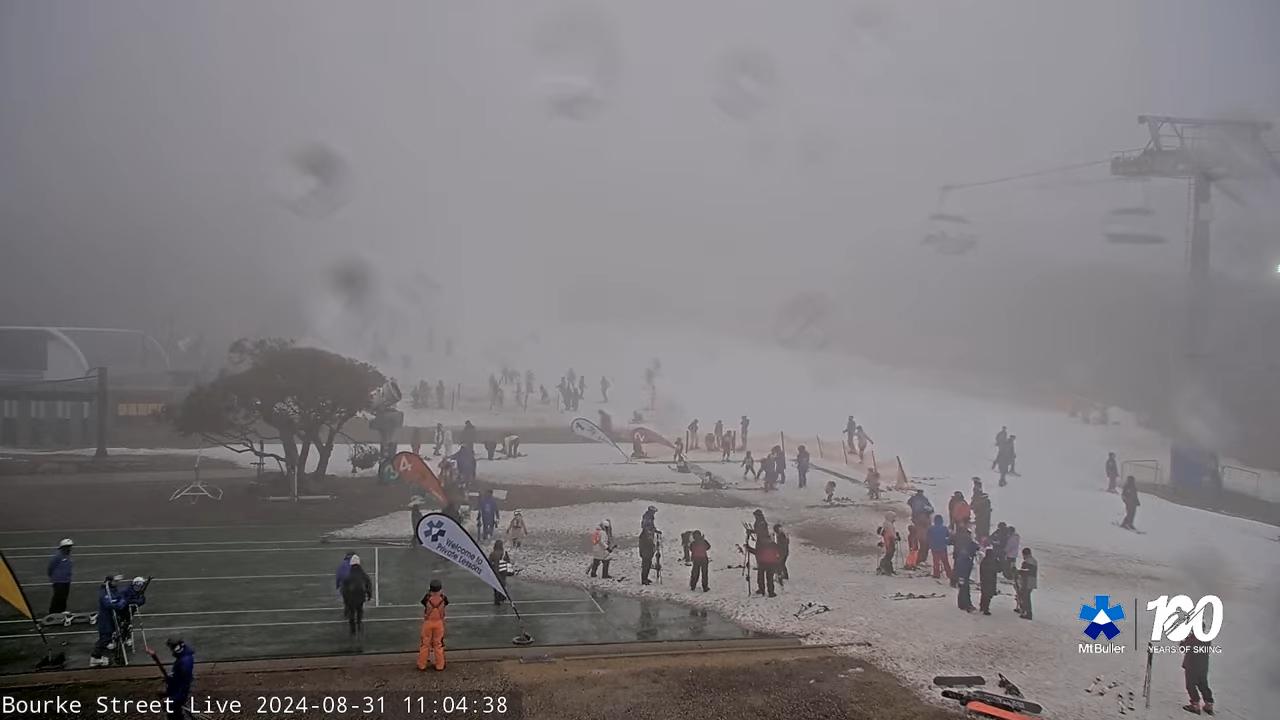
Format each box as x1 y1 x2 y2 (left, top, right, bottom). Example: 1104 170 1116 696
588 519 614 578
688 419 700 449
539 384 549 405
795 445 810 489
954 538 978 613
740 415 750 450
1120 475 1141 530
641 505 658 533
741 450 757 478
673 437 685 463
341 555 373 636
978 545 1000 615
844 416 857 452
46 538 73 616
600 376 610 403
876 511 900 576
713 419 724 449
163 638 195 718
992 426 1008 470
578 374 587 402
1105 452 1119 492
927 515 952 580
751 509 770 540
971 489 992 541
774 524 790 582
89 576 127 667
721 435 732 461
639 527 657 585
505 510 528 548
1016 547 1037 620
688 530 711 592
417 579 448 671
747 529 781 597
824 479 837 503
116 577 147 649
488 541 512 605
948 491 970 532
907 490 934 565
433 423 445 456
866 468 881 499
1003 526 1021 581
459 420 477 447
854 425 873 461
1181 636 1215 715
478 489 500 541
450 443 476 487
772 445 786 485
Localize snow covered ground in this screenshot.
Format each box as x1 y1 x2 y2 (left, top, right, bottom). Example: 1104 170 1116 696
332 326 1279 720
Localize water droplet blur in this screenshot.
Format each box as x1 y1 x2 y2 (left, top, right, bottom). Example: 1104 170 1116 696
281 143 352 218
531 6 621 120
712 47 778 122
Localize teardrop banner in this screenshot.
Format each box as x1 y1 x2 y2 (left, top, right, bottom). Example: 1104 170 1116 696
389 451 448 506
569 417 628 459
631 426 675 449
414 512 534 646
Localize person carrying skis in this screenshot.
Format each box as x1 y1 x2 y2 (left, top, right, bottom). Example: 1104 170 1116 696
688 530 711 592
117 577 147 650
876 512 900 576
341 555 373 636
505 510 528 548
47 538 73 616
639 527 657 585
1016 547 1037 620
1120 475 1141 530
89 575 128 667
927 515 952 580
478 489 501 541
588 519 614 578
1181 636 1215 715
488 541 513 605
418 579 449 671
954 538 978 613
742 451 757 478
1105 452 1119 492
773 523 790 582
978 544 1000 615
163 637 195 718
795 445 810 489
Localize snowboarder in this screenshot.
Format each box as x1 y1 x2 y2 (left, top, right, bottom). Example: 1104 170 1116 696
1120 475 1141 530
1003 526 1021 581
1016 547 1037 620
600 376 610 403
506 510 528 548
163 638 195 715
488 541 512 605
978 545 1000 615
588 519 614 578
992 426 1008 469
688 419 700 449
876 511 900 576
927 515 953 580
954 539 978 612
1105 452 1119 492
866 468 881 499
639 527 657 585
774 524 790 581
795 445 810 488
824 479 837 503
89 576 127 667
478 489 500 541
1181 636 1215 715
740 415 750 450
688 530 711 592
971 489 992 541
742 450 757 479
417 579 448 671
854 425 873 461
341 555 373 635
46 538 73 616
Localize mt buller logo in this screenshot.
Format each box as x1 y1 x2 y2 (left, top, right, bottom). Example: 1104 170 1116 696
1080 595 1125 640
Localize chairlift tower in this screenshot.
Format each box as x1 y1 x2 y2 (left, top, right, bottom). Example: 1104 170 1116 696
1110 115 1273 370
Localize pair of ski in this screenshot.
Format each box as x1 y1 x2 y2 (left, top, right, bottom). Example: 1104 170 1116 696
793 602 830 619
935 675 1039 716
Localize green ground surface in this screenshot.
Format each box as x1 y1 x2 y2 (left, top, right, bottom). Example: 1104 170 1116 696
0 526 760 674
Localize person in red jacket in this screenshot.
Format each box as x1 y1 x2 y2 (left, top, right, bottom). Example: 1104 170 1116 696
948 491 971 532
688 531 711 592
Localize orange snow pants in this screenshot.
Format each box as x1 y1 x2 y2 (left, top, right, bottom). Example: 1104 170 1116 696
418 619 445 670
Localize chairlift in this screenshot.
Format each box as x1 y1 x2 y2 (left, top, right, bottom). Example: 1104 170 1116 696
921 209 978 255
1102 180 1166 245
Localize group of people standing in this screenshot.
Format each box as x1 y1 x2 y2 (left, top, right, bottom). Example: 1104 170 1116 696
740 444 809 490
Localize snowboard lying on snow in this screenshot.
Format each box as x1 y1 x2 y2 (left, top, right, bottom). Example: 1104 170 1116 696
934 675 985 687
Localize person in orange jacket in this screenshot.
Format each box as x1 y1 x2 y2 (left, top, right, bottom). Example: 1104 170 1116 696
417 579 449 671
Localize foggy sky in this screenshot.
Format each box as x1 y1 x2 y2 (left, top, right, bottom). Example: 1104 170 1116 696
2 0 1278 370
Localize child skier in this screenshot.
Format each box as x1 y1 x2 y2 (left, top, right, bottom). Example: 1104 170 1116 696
505 510 528 548
876 512 899 576
478 489 501 541
1120 475 1141 529
927 515 952 580
824 479 837 503
866 468 881 499
341 555 373 636
418 579 448 671
742 451 757 478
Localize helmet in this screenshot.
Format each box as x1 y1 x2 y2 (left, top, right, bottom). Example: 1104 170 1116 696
429 579 443 592
58 538 74 548
349 554 361 566
647 505 657 513
132 577 146 588
601 518 611 529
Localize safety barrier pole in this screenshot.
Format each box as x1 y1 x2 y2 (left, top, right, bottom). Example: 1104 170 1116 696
816 435 824 459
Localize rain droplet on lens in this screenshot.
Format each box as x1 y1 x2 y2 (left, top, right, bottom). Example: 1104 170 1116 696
712 47 778 122
283 143 351 219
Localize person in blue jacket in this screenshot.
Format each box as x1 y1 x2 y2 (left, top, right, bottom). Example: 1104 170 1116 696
164 637 195 719
450 444 476 487
953 539 979 613
926 515 952 581
335 551 355 599
89 576 127 667
46 538 74 615
116 577 148 650
478 489 501 541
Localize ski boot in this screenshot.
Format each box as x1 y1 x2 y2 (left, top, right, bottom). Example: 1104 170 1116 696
1182 703 1201 715
88 656 110 668
1203 704 1214 716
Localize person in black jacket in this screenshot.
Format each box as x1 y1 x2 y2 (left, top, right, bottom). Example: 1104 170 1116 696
978 545 1000 615
795 446 810 489
1105 452 1119 493
773 524 790 582
341 555 373 636
639 528 657 585
1120 476 1141 529
688 531 711 592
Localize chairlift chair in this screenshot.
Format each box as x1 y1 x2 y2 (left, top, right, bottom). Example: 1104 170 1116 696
922 211 979 255
1102 180 1167 245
